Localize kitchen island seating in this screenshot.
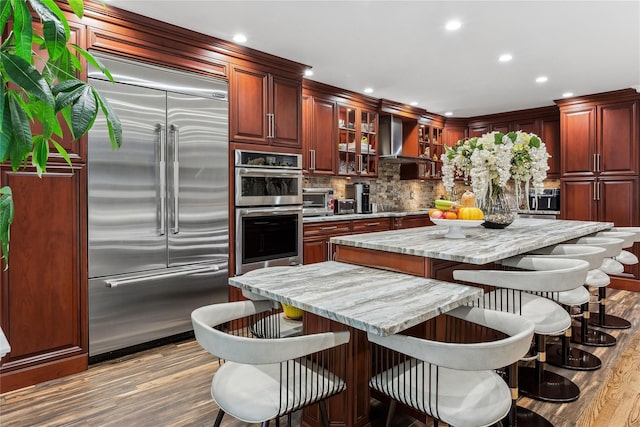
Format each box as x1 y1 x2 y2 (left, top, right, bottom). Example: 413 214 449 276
368 305 535 427
569 235 632 330
191 300 350 427
525 244 607 370
453 257 590 406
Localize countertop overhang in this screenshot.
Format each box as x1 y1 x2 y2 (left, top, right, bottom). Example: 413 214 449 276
228 261 483 336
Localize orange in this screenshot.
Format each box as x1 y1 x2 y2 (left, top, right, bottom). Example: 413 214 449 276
445 211 457 219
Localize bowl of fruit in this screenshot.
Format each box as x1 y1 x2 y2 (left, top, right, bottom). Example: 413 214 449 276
429 195 484 239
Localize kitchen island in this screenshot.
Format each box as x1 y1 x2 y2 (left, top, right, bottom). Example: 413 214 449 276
229 218 613 427
331 217 613 279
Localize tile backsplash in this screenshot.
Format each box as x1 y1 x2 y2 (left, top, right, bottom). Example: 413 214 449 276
304 163 561 212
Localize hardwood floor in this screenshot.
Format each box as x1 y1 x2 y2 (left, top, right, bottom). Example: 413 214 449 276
1 289 639 427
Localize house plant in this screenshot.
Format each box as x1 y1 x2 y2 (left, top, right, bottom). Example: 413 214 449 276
0 0 122 268
441 130 549 227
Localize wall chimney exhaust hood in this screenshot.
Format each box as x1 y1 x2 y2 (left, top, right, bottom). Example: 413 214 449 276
378 116 429 164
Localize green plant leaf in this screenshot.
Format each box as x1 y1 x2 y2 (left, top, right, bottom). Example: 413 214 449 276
1 52 56 108
506 131 517 142
31 135 49 176
28 0 69 60
530 136 541 148
53 79 86 109
8 94 33 170
494 132 504 145
94 88 122 148
0 185 14 269
0 95 12 162
0 0 12 36
12 0 33 62
66 0 84 18
51 139 71 166
70 85 97 138
71 44 114 82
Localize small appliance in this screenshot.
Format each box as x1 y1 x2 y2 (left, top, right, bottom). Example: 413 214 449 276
346 183 371 214
303 188 334 217
334 199 356 215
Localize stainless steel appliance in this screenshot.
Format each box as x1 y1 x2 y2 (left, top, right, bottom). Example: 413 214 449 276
346 183 371 214
87 53 229 358
378 115 430 164
234 150 303 274
529 188 560 211
303 187 334 217
334 199 356 215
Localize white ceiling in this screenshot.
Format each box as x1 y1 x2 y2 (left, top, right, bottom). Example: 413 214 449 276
104 0 640 117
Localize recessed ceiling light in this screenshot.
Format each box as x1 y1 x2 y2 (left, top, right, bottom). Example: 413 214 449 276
304 69 314 77
233 34 247 43
410 101 419 106
445 20 462 31
536 76 548 83
562 92 574 98
499 54 513 62
444 111 453 116
363 87 374 94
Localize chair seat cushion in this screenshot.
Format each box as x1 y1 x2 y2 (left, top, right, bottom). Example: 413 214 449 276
585 269 610 287
484 289 571 335
556 286 590 306
616 250 639 266
212 360 344 423
598 258 625 275
370 360 510 427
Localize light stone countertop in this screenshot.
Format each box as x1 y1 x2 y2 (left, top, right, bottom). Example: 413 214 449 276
303 210 430 223
228 261 483 336
330 218 613 265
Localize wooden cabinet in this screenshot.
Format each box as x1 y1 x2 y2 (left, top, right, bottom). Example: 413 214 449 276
351 218 392 233
416 123 444 179
557 90 640 286
0 166 87 393
302 93 337 175
395 215 433 229
338 105 378 177
230 66 302 148
303 221 352 264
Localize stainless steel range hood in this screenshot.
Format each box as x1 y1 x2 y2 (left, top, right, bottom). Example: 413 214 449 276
378 116 429 163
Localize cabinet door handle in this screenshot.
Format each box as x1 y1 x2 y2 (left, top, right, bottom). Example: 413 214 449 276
365 222 381 226
593 154 597 173
593 182 597 201
310 149 316 170
266 113 275 138
320 225 338 231
597 181 601 201
358 154 363 173
596 153 601 172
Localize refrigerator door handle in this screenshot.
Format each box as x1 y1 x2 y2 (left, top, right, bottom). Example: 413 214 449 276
156 124 166 236
105 264 221 288
170 124 180 234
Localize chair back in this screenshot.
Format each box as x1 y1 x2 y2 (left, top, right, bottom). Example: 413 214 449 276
567 236 624 257
528 244 606 270
455 257 590 293
591 231 636 248
610 227 640 242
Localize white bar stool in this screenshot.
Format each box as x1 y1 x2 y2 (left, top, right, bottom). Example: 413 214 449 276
571 234 632 330
526 244 606 370
454 257 589 425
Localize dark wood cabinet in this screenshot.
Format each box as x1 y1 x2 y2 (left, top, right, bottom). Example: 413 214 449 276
302 93 337 175
540 116 561 178
395 215 433 229
230 66 302 148
0 166 87 393
557 90 640 287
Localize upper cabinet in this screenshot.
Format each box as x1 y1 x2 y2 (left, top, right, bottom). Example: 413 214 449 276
559 97 638 178
338 105 378 177
302 93 337 174
230 66 302 148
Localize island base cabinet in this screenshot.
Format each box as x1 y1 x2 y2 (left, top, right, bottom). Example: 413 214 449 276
302 313 370 427
0 166 87 393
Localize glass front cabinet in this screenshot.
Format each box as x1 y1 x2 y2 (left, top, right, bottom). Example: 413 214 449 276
338 105 378 177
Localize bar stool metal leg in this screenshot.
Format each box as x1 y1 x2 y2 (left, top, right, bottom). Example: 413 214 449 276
570 300 616 347
588 287 631 329
503 362 554 427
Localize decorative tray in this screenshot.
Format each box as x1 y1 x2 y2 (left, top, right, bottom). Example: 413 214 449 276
430 218 484 239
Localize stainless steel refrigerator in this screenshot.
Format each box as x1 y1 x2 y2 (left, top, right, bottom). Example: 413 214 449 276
87 54 229 358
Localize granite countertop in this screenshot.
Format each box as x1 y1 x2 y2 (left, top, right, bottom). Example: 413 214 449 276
304 210 430 223
518 210 560 215
228 261 482 336
330 218 613 265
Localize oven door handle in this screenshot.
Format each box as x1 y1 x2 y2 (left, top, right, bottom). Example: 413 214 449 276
236 168 302 176
238 208 302 216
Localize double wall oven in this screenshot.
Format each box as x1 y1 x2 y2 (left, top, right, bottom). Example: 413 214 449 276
234 150 303 275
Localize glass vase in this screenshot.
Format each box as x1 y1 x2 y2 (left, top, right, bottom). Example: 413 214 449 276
480 185 516 229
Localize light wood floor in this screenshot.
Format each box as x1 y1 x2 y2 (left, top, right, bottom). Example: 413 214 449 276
1 289 639 427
